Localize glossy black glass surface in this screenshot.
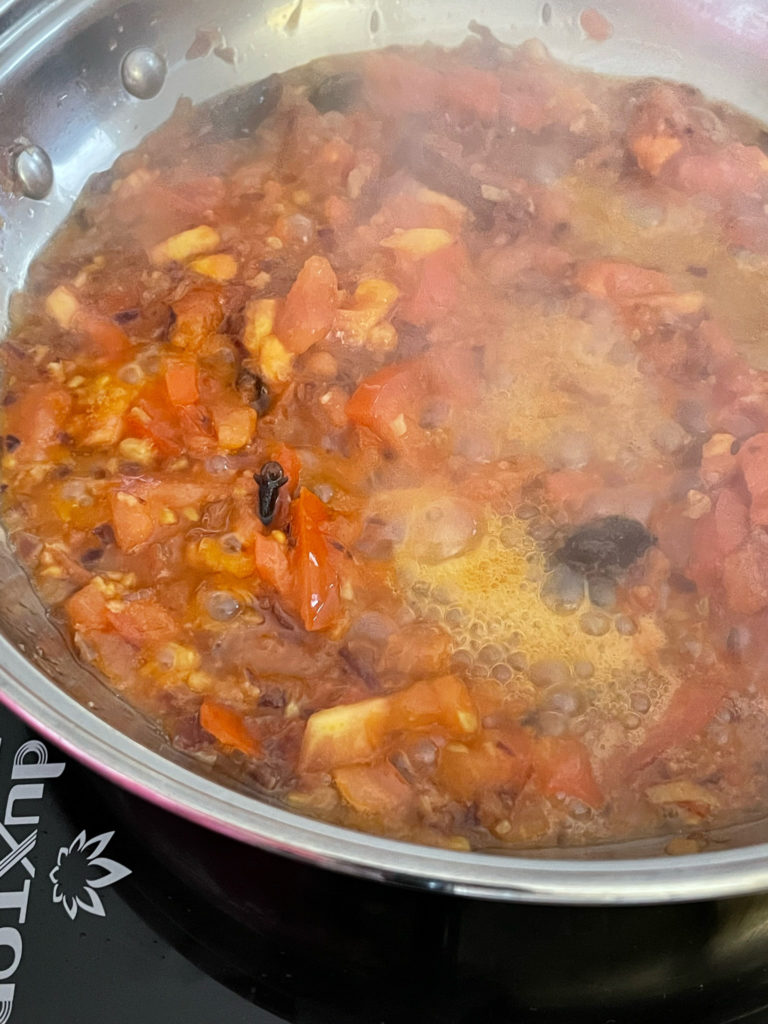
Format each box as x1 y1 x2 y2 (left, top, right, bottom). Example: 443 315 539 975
2 704 768 1024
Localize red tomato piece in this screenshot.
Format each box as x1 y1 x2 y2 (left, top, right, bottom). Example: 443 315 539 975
127 378 185 456
714 487 750 553
164 361 199 406
346 359 429 447
363 52 442 115
334 761 414 818
200 700 262 757
388 675 478 735
107 598 177 647
723 531 768 615
441 66 501 123
623 677 726 776
2 383 72 462
436 727 532 803
269 443 301 492
499 89 552 133
401 243 465 326
580 7 614 41
576 260 672 300
109 491 155 552
534 735 604 809
289 487 341 631
670 144 768 200
170 287 224 351
543 468 604 515
277 255 338 355
74 310 131 360
67 580 110 633
739 432 768 526
252 531 292 594
687 511 721 591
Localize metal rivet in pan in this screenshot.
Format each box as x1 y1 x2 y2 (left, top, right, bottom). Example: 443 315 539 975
12 144 53 200
120 47 167 99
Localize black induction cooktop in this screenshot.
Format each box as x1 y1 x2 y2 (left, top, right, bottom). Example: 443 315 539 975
2 703 768 1024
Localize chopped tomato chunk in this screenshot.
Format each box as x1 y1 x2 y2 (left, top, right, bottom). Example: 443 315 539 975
110 491 155 552
534 736 604 809
346 359 429 447
299 675 477 773
276 255 338 354
437 727 532 803
67 580 110 633
400 243 465 325
289 487 341 631
74 310 131 360
252 530 292 593
200 700 262 757
164 361 199 406
576 260 672 300
107 598 177 647
739 433 768 526
723 531 768 615
2 384 72 462
714 487 749 554
170 287 224 351
334 761 414 817
363 52 442 115
624 677 726 776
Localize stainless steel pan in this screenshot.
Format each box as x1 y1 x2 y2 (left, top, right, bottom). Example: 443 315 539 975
1 0 767 904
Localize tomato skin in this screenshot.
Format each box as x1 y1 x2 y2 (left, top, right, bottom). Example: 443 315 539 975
346 359 428 447
289 487 341 631
277 255 338 355
623 677 726 776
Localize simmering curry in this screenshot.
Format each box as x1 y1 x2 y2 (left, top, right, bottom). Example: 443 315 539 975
3 35 768 852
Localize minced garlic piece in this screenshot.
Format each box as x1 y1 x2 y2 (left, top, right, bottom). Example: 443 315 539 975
45 286 79 328
188 253 238 281
380 227 453 258
150 225 221 266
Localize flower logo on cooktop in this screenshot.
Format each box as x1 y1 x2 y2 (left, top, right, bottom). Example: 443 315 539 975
48 831 131 920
